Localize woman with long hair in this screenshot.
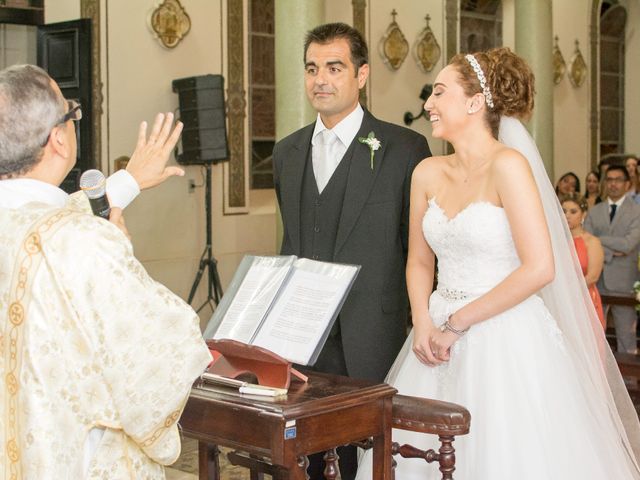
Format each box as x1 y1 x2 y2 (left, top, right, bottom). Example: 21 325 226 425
584 170 602 209
561 193 605 328
555 171 580 196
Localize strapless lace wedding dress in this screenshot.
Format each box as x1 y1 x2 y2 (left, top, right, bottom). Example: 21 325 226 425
355 198 638 479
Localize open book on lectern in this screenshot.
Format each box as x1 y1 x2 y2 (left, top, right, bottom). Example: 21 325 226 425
203 255 360 366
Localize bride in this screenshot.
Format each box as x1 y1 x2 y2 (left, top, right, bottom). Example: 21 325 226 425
356 47 640 479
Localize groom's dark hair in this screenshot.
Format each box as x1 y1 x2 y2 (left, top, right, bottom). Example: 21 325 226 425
304 22 368 76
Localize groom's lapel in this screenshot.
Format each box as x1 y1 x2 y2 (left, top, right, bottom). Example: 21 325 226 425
281 124 314 254
335 111 388 255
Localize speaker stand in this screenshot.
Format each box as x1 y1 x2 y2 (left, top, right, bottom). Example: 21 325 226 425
188 164 223 313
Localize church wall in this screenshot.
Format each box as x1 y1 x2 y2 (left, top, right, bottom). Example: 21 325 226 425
105 0 276 322
44 0 79 22
551 1 591 186
626 1 640 156
366 1 445 157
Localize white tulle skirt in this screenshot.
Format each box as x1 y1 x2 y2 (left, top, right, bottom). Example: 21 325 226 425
356 291 639 479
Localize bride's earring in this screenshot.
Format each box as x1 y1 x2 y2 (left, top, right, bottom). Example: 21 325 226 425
468 108 474 114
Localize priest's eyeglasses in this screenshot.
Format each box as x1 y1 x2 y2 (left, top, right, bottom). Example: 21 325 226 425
59 99 82 124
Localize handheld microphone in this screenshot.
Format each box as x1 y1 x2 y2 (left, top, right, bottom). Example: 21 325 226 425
79 169 111 219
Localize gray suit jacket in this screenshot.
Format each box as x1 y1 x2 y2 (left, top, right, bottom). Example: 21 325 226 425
273 109 430 381
584 196 640 294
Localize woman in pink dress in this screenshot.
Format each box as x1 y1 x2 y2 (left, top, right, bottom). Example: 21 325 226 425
561 193 605 328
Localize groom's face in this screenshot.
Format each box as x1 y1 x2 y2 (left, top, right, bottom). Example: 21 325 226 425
304 38 369 128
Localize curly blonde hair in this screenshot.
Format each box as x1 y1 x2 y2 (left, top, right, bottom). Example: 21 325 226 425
449 47 535 139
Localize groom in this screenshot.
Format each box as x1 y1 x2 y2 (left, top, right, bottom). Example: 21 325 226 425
273 22 430 479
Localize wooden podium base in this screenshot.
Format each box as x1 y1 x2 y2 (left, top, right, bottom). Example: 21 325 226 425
206 339 307 389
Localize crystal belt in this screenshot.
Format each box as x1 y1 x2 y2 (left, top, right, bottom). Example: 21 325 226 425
436 287 470 301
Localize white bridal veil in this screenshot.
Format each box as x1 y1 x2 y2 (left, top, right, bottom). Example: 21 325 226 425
498 116 640 474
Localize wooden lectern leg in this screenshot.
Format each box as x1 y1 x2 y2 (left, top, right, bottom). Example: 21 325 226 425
294 455 310 480
322 448 341 479
198 442 220 480
438 435 456 480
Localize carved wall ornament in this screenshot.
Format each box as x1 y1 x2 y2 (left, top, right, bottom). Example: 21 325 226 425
379 9 409 70
352 0 368 107
80 0 102 168
224 0 248 213
151 0 191 49
569 39 587 88
552 35 566 85
414 14 441 73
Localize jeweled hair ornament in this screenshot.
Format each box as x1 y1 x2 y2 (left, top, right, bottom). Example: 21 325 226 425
465 54 495 109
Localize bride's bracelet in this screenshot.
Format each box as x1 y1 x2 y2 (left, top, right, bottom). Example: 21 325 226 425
442 320 469 336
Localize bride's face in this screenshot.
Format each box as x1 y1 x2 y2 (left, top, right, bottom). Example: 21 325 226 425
424 65 472 140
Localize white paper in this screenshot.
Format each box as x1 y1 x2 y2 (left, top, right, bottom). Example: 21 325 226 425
252 266 355 364
213 262 290 343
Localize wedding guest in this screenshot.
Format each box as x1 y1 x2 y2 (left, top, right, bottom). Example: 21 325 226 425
356 47 640 480
0 64 211 478
626 155 639 196
598 158 613 199
555 171 580 196
561 193 605 328
584 170 603 209
585 165 640 354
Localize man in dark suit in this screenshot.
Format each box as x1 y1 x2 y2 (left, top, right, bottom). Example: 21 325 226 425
273 22 430 479
585 165 640 354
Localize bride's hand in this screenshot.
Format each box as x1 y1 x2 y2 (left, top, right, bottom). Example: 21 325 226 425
412 323 445 366
429 328 459 362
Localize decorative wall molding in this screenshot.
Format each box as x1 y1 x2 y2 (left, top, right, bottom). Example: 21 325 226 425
445 0 459 63
352 0 367 107
590 1 600 170
224 0 247 213
80 0 102 170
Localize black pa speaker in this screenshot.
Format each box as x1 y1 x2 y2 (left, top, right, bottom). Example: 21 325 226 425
172 74 229 165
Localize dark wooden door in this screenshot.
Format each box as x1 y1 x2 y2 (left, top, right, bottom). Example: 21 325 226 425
37 19 92 193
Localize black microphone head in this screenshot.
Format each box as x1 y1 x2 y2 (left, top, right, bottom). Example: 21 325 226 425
80 169 111 219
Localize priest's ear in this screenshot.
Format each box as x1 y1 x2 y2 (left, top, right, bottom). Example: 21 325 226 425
47 123 72 159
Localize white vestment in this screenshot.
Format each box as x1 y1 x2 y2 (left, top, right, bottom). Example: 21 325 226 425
0 181 211 479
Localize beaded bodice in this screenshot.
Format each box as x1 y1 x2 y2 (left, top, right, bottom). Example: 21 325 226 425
423 198 521 296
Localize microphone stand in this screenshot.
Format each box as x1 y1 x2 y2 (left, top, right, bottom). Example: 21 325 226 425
187 163 223 313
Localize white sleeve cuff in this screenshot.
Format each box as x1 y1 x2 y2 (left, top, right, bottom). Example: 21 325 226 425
106 170 140 209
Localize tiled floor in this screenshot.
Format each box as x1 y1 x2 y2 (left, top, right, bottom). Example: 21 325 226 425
166 437 249 480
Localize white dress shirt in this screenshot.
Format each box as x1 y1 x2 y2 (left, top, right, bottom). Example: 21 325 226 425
311 104 364 193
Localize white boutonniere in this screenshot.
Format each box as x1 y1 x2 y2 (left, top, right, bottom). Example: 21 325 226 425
358 131 381 170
